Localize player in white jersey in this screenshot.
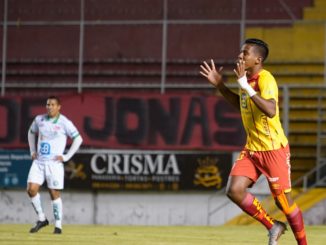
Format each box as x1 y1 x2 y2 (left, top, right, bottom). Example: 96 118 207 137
27 96 83 234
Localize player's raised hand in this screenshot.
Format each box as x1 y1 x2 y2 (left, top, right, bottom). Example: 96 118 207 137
233 60 256 97
233 60 247 79
200 59 223 88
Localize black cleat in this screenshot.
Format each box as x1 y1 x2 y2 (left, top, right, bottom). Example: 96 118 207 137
29 219 49 233
53 227 62 234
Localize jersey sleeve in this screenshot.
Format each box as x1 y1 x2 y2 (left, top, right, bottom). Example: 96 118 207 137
29 117 39 134
64 119 80 139
258 73 278 102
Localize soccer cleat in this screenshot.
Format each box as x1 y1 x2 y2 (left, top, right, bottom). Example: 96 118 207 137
29 219 49 233
53 227 62 234
268 221 287 245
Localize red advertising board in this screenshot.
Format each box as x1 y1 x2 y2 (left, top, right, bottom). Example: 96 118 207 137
0 92 245 150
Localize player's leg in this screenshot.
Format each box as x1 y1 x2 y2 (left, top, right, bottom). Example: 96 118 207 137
27 161 49 233
46 161 64 234
271 190 306 245
49 189 63 234
226 175 275 230
263 145 307 245
226 150 275 230
27 182 44 219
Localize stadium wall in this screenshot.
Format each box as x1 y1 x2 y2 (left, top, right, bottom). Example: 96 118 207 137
0 190 243 226
3 190 325 226
304 198 326 225
0 177 271 226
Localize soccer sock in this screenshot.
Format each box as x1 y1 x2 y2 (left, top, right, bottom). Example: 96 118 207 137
30 193 46 221
239 192 274 230
285 205 307 245
52 198 63 229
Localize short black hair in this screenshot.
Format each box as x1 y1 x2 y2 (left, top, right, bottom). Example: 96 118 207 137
244 38 269 62
47 95 61 105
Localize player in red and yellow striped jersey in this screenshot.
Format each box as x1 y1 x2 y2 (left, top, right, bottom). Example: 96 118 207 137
240 69 288 151
200 38 307 245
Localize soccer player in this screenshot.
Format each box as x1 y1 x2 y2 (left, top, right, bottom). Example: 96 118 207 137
27 96 83 234
200 38 307 245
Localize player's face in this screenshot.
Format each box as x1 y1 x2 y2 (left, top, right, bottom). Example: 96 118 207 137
237 44 260 69
46 99 61 118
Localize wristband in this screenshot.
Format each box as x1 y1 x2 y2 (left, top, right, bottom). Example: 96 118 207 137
237 76 248 88
245 86 257 97
237 76 257 97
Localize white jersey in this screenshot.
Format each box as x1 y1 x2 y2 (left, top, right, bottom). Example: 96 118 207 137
30 114 80 161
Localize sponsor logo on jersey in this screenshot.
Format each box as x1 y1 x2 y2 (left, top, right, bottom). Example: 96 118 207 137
268 177 279 182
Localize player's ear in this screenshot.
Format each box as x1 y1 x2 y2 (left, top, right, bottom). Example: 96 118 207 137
255 56 263 65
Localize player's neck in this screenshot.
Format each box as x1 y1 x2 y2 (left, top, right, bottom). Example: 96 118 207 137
47 113 60 120
246 66 263 79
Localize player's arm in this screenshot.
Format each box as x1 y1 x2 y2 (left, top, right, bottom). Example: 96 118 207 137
215 82 240 110
250 96 276 118
234 60 276 118
28 127 37 160
200 59 240 110
59 135 83 162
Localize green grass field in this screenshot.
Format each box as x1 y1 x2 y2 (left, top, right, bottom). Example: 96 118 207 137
0 224 324 245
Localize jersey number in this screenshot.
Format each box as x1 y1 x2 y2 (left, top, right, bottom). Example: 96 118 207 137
40 142 51 155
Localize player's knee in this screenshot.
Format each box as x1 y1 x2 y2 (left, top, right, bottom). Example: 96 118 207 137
273 197 283 211
226 184 245 203
226 184 235 198
273 191 297 215
27 188 37 197
26 185 38 197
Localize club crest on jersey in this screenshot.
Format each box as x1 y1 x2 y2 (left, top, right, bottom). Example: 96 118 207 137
241 92 248 108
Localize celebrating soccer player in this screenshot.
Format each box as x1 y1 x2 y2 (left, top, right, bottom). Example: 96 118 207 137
200 38 307 245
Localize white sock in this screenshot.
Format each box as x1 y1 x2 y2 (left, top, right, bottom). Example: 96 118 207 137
52 198 62 229
30 193 46 221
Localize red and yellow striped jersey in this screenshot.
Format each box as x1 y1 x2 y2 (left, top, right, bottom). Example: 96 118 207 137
240 69 288 151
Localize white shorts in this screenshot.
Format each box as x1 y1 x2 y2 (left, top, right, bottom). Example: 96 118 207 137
27 159 64 190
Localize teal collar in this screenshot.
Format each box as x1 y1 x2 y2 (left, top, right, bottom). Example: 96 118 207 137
46 113 60 123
